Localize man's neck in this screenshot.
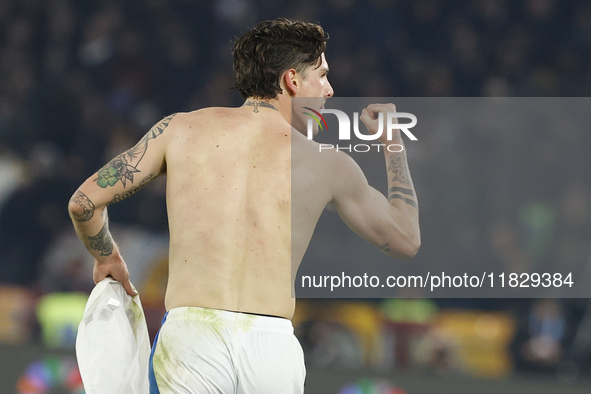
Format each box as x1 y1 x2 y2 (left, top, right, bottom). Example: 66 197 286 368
243 96 293 127
243 99 279 113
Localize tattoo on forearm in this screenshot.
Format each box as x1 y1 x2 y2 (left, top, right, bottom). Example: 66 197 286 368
94 114 176 188
109 174 155 204
70 190 95 221
388 185 418 209
379 242 391 252
388 186 415 197
388 194 418 209
387 153 412 187
387 153 417 209
88 222 114 256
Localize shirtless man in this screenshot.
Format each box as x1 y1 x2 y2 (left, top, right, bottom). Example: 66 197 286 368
68 18 419 393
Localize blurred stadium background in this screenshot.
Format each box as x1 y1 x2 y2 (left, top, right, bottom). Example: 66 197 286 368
1 0 591 393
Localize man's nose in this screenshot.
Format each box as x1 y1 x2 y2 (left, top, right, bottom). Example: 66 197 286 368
325 82 334 98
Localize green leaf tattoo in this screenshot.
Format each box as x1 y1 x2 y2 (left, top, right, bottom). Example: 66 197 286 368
94 114 176 188
96 155 140 188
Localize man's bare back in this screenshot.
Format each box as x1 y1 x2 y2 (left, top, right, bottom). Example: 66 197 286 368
164 103 420 319
163 104 388 319
164 106 295 318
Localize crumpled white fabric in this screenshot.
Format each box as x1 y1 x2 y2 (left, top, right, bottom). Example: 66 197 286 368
76 278 150 394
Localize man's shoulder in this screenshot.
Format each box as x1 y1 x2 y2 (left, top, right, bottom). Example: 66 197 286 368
174 107 234 120
292 131 360 173
166 107 240 132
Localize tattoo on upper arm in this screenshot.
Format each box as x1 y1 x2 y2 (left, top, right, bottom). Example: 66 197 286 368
88 221 114 256
94 114 176 188
70 191 95 221
108 174 155 204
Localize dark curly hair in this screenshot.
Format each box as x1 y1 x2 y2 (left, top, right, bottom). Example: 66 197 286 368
232 18 328 100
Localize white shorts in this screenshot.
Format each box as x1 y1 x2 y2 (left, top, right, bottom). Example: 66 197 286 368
149 307 305 393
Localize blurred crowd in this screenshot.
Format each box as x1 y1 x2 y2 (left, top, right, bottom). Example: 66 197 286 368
1 0 591 378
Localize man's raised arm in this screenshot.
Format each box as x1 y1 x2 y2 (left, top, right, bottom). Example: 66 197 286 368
67 114 176 295
329 104 420 258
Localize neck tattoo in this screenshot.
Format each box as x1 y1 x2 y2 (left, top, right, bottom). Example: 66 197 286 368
244 100 278 113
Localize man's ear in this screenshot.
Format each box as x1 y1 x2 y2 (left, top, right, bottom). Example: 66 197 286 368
282 68 299 97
